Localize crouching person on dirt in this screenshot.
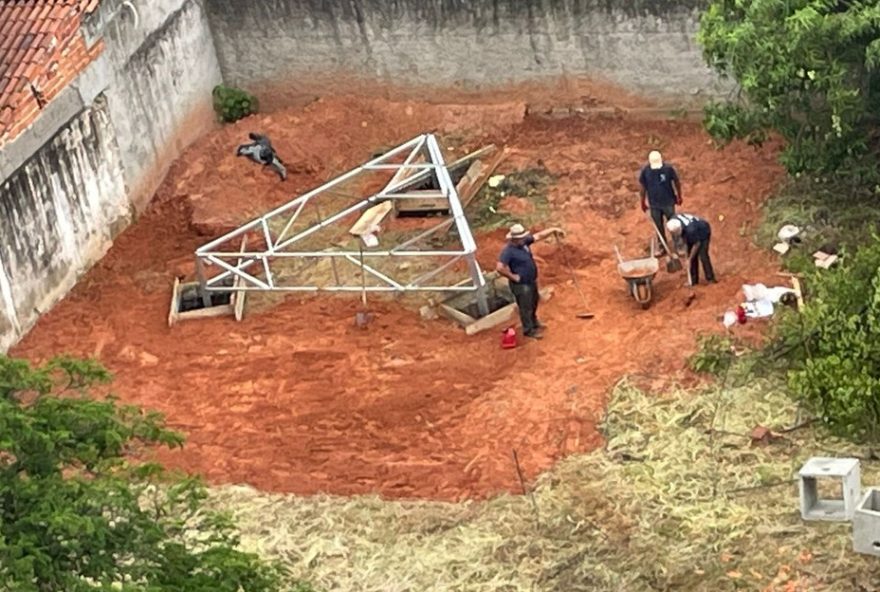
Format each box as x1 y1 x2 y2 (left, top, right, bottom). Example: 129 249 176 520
666 214 717 286
236 132 288 180
496 223 565 340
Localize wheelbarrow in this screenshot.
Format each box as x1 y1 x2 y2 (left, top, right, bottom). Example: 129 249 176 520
614 243 660 309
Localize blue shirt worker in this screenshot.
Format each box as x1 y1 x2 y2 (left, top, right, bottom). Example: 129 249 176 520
496 223 565 340
236 132 288 180
639 150 682 253
666 214 717 285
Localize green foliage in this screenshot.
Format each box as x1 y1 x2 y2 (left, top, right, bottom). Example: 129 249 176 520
212 85 259 123
689 333 736 376
758 175 880 270
699 0 880 175
777 237 880 440
0 356 291 591
469 167 555 230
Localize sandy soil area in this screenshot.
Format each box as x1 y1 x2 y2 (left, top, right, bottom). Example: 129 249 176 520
12 89 784 501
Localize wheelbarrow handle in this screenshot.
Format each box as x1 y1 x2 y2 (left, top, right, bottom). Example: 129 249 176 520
613 244 624 265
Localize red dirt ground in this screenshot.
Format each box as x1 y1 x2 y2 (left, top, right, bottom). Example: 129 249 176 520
12 91 785 501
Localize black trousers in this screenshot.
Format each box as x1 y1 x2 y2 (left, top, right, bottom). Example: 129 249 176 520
650 204 676 252
510 282 540 335
687 234 716 284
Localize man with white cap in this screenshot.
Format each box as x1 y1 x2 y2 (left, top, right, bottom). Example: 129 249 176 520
666 213 717 285
639 150 682 253
496 223 566 339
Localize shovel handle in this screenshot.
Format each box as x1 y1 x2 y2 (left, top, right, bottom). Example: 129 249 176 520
645 211 678 260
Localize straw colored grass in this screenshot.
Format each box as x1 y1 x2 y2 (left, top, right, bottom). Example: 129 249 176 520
209 379 880 591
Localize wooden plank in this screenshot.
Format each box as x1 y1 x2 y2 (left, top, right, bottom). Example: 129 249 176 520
437 303 476 327
791 276 805 310
392 145 496 195
177 304 235 320
394 195 450 214
349 200 393 236
464 302 516 336
168 277 181 328
458 146 508 209
233 235 248 322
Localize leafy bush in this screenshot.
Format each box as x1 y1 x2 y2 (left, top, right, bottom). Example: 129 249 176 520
699 1 880 176
777 237 880 440
212 85 259 123
689 333 736 376
0 355 295 591
470 167 555 230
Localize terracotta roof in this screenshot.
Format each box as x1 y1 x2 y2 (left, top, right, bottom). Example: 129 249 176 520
0 0 101 144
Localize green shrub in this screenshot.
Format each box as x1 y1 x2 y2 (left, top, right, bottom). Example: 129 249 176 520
698 1 880 176
689 333 736 376
212 84 259 123
778 237 880 440
469 167 555 230
0 355 298 591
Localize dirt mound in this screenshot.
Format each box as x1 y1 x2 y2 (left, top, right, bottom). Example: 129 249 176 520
12 92 784 501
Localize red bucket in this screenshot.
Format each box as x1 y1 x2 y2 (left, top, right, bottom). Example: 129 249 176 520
501 327 517 349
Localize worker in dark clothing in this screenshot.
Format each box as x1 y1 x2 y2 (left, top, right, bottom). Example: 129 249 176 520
666 213 717 285
236 132 287 180
639 150 682 254
496 223 565 340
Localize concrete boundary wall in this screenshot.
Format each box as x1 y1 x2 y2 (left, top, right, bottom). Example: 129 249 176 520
206 0 723 105
0 0 221 352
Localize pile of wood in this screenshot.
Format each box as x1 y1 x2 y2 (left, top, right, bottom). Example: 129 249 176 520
349 144 507 244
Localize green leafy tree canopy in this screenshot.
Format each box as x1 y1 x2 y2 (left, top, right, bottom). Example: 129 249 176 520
777 237 880 440
0 356 290 592
699 0 880 175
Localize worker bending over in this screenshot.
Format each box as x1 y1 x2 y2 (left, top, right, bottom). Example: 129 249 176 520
496 223 566 340
236 132 287 180
666 214 717 285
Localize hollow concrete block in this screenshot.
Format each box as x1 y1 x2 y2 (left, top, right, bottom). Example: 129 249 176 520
798 457 860 522
854 488 880 556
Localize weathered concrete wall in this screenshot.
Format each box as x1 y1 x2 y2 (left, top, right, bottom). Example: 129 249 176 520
90 0 223 210
0 0 221 352
0 100 129 351
206 0 720 102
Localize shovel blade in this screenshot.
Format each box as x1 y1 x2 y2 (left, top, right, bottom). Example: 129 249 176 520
667 258 683 273
355 311 372 328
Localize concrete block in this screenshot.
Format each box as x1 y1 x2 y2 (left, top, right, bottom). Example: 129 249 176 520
798 457 860 522
854 488 880 556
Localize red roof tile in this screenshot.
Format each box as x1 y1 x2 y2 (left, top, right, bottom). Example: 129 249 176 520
0 0 102 144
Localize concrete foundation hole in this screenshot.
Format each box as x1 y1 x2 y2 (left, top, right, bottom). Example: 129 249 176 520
176 278 233 312
458 293 514 319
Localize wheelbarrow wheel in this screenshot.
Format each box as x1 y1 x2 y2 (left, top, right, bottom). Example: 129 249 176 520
633 281 652 308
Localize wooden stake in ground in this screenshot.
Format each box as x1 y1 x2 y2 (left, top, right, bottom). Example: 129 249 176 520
512 449 541 525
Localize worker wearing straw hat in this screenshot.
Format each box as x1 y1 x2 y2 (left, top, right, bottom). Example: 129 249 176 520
639 150 682 254
496 223 565 340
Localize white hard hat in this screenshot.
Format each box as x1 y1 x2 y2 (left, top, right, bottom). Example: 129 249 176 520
648 150 663 170
666 219 682 233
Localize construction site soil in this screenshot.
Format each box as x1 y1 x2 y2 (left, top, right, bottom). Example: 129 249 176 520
13 91 785 501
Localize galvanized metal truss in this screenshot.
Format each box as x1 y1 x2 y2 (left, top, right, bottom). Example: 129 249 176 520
195 134 489 314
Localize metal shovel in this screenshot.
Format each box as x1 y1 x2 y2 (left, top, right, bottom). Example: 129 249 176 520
645 211 683 273
555 234 595 320
355 245 372 328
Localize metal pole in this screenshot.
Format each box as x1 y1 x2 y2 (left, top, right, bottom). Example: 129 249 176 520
466 252 490 317
195 258 212 308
